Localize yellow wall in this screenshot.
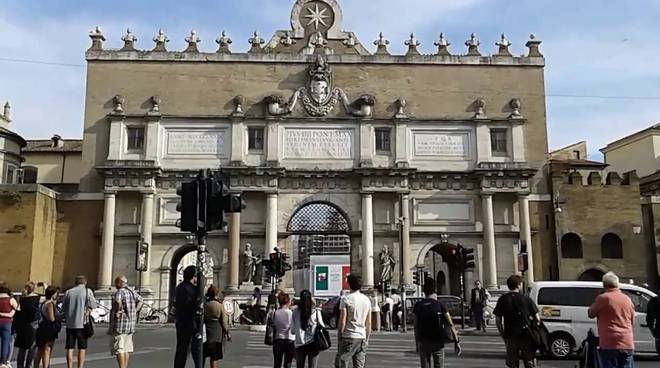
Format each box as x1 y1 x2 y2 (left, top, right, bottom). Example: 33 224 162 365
23 152 83 184
605 135 657 177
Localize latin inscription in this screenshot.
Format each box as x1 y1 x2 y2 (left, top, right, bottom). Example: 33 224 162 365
284 129 353 159
167 131 225 155
413 133 468 157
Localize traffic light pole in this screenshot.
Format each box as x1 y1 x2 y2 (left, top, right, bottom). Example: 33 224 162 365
397 216 407 333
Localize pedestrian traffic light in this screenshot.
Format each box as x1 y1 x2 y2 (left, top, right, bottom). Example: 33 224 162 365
135 239 148 272
462 247 476 270
176 181 199 232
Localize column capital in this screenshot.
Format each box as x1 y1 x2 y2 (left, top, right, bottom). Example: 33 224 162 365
140 191 156 197
517 191 531 198
480 192 494 198
360 191 374 196
103 190 117 197
266 192 278 198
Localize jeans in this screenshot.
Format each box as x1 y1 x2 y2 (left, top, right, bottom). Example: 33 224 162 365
0 324 11 363
334 338 367 368
273 339 294 368
174 326 203 368
472 305 485 331
598 349 634 368
417 340 445 368
504 338 536 368
295 344 319 368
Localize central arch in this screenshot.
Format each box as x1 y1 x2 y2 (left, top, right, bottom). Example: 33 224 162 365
416 240 464 296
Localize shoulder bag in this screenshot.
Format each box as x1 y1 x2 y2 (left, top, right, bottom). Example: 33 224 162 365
83 288 95 338
512 293 545 351
264 310 274 346
313 309 331 351
438 304 455 343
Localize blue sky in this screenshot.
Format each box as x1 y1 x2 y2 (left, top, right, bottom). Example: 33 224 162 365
2 0 660 158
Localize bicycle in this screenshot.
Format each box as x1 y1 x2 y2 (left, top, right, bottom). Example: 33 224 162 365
138 300 169 325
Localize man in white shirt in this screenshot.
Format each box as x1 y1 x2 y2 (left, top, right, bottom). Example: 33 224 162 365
335 274 371 368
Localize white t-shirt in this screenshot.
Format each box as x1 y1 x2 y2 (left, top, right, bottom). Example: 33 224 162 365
390 294 401 306
384 297 394 310
340 290 371 339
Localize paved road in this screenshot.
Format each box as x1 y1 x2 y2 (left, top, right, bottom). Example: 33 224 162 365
14 325 658 367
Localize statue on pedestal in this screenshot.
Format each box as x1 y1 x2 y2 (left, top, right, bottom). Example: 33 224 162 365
380 244 396 285
243 243 261 284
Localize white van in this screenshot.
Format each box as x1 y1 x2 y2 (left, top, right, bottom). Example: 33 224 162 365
528 281 657 359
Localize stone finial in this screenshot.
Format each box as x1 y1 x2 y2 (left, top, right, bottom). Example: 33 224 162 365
232 95 246 116
509 98 523 119
3 101 11 122
280 31 297 47
149 95 161 114
525 33 543 57
343 33 356 48
120 28 137 51
112 95 125 115
405 33 421 56
88 26 106 51
496 33 512 56
248 31 265 54
309 32 328 49
152 29 169 52
184 30 201 53
395 98 408 119
215 31 232 54
473 98 487 119
465 33 481 56
434 33 451 56
374 32 390 55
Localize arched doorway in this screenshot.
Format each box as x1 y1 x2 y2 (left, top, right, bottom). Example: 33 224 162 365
578 268 605 282
421 242 463 297
168 245 216 311
287 201 351 294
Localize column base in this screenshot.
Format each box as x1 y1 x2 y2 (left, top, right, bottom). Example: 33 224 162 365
136 287 154 297
94 287 115 299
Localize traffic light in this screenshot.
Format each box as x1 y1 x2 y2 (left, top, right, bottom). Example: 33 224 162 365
277 252 292 277
176 181 199 232
135 239 149 272
205 177 226 232
463 247 476 270
413 270 420 285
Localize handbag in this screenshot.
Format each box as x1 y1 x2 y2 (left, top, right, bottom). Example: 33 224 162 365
438 309 455 343
83 288 95 338
313 310 331 351
264 311 274 346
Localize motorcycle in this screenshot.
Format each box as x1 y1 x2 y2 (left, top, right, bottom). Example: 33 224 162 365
238 303 267 325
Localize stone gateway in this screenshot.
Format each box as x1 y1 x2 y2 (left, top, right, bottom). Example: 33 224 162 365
82 0 551 300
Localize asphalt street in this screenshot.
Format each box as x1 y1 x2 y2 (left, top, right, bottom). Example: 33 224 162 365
13 325 659 367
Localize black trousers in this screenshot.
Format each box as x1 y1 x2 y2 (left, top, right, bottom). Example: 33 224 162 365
273 339 294 368
175 326 203 368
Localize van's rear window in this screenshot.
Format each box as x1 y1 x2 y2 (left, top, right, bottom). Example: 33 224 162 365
538 287 601 307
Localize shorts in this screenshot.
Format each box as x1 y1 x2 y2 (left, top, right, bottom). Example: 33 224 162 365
111 333 134 355
65 329 88 350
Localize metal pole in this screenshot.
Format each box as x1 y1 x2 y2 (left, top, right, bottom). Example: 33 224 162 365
459 271 465 330
194 230 206 365
398 215 407 333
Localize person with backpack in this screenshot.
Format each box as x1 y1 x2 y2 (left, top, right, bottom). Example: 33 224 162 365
493 275 541 368
412 278 461 368
110 275 143 368
14 281 40 368
34 286 60 368
291 290 325 368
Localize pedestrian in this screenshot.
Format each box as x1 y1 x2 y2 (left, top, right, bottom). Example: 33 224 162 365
647 291 660 355
62 275 97 368
174 266 202 368
34 286 60 368
14 281 40 368
270 292 294 368
413 278 461 368
291 289 325 368
493 275 540 368
110 276 143 368
203 285 230 368
382 293 393 331
0 281 18 368
470 280 490 332
390 289 401 331
369 294 380 332
334 274 371 368
588 272 635 368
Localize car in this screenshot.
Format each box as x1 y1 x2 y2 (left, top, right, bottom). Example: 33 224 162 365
405 295 468 325
529 281 657 359
319 296 341 329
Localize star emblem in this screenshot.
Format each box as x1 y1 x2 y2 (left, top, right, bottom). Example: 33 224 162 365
304 3 329 30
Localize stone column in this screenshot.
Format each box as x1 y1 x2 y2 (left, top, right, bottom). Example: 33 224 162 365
98 192 116 290
482 194 498 288
227 212 241 291
139 192 155 291
518 194 535 283
362 193 374 289
400 194 412 286
265 193 278 255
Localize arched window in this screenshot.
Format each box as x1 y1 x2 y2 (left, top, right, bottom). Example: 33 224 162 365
601 233 623 259
561 233 583 259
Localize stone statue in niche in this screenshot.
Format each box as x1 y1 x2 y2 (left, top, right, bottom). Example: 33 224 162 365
380 244 396 284
243 242 261 284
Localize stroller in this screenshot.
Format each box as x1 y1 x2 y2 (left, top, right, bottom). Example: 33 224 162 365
578 329 600 368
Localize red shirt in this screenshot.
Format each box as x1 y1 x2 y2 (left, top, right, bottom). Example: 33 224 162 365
588 289 635 350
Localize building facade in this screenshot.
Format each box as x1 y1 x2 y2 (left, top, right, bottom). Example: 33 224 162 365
22 134 83 192
81 0 551 299
0 101 25 184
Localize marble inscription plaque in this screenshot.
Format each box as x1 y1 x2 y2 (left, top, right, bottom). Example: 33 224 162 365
167 130 225 155
284 129 353 159
413 132 468 157
416 200 473 224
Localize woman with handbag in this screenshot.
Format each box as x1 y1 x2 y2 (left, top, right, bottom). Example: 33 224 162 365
291 290 325 368
34 287 60 368
203 285 230 368
270 292 294 368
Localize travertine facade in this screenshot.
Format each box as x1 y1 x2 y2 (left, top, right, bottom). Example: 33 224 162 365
82 0 551 298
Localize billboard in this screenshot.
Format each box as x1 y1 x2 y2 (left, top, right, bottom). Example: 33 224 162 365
313 264 351 297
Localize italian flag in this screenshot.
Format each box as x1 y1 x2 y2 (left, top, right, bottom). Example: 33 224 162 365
316 266 329 291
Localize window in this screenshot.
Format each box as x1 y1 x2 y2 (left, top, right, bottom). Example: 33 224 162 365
572 150 581 160
248 127 264 152
538 287 601 307
601 233 623 259
490 129 508 156
6 165 16 184
621 289 652 313
126 127 145 151
560 232 583 258
375 128 392 152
